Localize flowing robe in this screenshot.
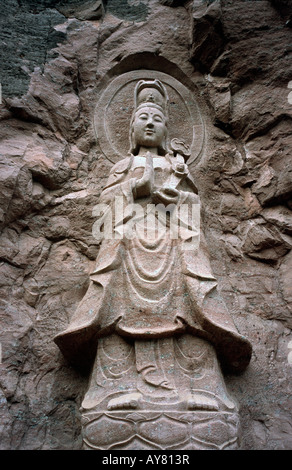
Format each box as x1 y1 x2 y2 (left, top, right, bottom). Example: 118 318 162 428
54 153 252 374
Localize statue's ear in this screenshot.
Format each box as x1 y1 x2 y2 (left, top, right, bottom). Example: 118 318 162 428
129 115 137 154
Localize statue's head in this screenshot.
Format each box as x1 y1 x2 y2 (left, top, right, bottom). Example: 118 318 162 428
129 79 169 155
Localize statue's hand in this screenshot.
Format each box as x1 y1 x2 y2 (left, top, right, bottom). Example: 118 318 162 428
152 187 180 205
134 151 154 198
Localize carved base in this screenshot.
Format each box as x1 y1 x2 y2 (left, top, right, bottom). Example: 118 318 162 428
81 409 240 450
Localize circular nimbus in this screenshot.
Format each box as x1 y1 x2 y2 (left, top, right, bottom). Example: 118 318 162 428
94 70 205 166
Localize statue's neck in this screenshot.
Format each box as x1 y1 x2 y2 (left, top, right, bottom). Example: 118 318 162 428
137 146 159 156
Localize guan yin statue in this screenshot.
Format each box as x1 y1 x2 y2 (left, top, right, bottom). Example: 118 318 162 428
54 78 252 450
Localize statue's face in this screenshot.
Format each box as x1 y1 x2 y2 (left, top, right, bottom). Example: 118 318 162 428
132 106 167 149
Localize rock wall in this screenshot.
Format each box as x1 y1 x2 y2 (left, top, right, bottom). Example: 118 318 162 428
0 0 291 450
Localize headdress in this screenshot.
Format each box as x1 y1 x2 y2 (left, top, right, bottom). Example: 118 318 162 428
134 79 169 117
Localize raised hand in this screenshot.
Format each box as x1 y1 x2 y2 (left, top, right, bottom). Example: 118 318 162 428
134 151 154 198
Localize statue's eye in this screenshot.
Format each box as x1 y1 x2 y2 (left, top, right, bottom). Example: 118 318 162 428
138 113 148 120
154 116 163 123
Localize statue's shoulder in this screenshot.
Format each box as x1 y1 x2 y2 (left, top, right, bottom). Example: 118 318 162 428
110 156 133 175
104 156 133 190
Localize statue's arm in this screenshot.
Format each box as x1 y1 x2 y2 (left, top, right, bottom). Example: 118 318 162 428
99 155 156 203
99 157 133 204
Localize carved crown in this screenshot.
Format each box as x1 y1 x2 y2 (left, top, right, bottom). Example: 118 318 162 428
134 79 169 116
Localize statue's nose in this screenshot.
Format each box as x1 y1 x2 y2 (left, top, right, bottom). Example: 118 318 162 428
146 118 154 127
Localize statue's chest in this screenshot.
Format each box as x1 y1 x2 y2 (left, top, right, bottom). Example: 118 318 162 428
131 156 170 187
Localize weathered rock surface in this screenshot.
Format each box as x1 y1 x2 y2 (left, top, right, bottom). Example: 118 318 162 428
0 0 291 450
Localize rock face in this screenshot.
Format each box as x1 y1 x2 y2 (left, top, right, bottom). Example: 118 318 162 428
0 0 291 450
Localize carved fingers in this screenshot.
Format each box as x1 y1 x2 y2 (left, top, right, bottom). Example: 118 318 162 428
152 187 180 205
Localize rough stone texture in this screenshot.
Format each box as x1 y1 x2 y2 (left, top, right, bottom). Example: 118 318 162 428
0 0 291 450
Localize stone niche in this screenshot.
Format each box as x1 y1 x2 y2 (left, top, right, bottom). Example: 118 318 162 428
0 0 292 451
53 70 252 450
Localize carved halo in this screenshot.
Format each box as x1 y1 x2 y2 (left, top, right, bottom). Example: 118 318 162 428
94 70 205 166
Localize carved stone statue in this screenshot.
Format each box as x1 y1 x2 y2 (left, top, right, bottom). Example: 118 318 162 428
54 78 252 450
